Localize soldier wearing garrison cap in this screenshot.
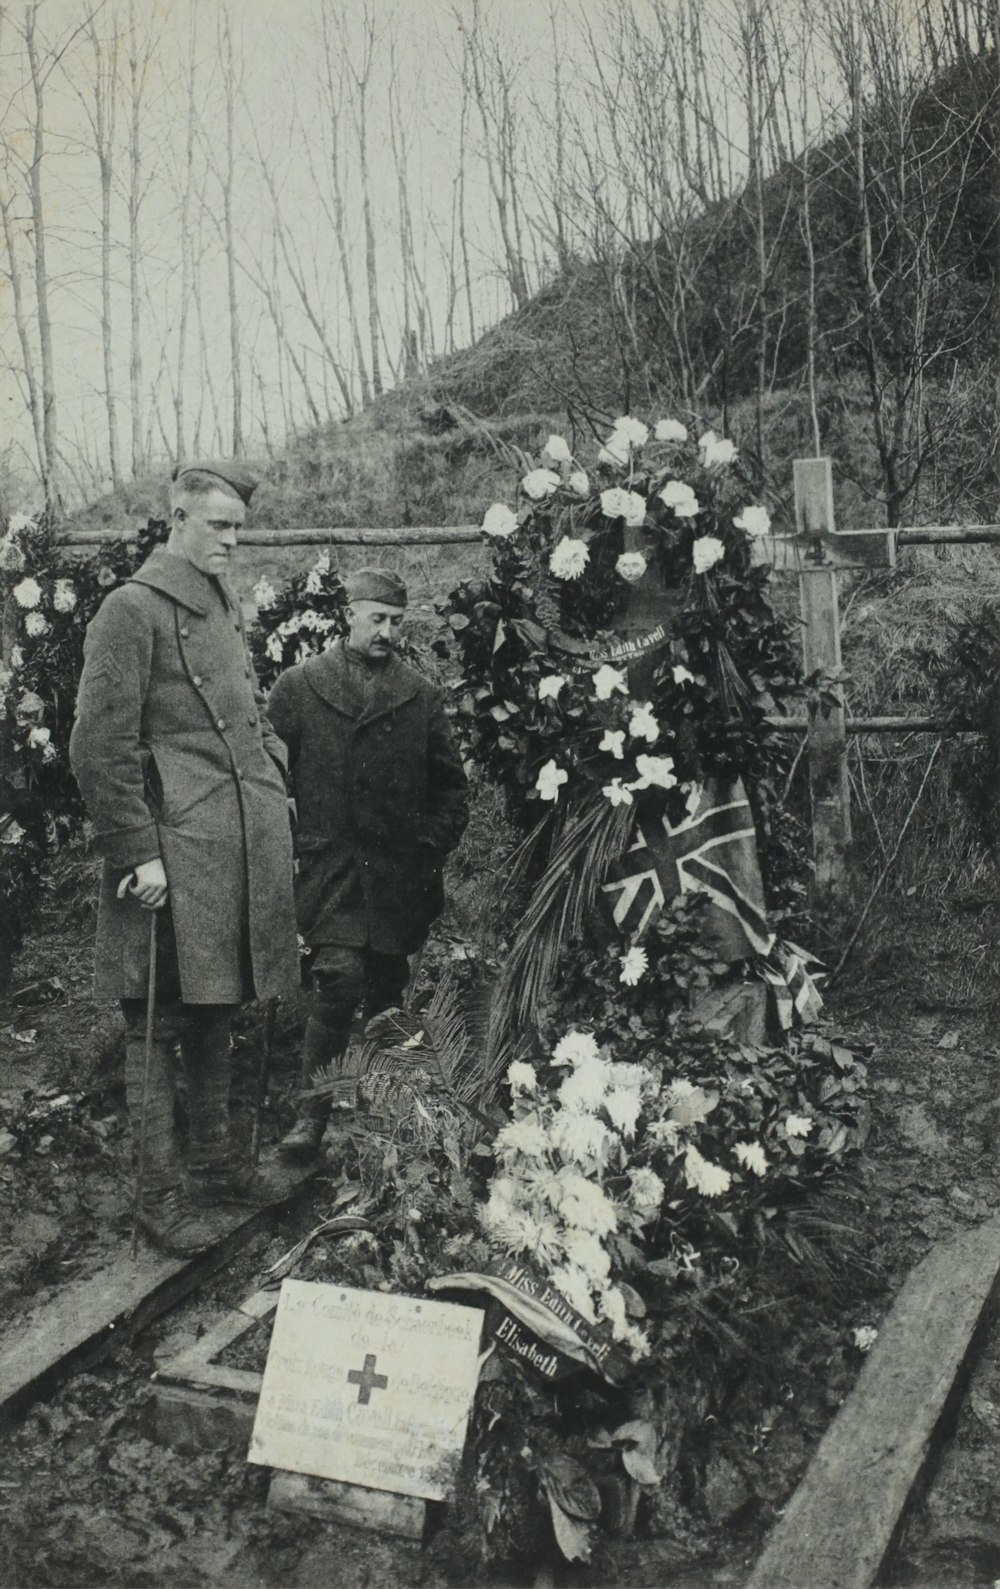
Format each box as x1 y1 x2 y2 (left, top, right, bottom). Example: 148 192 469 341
267 566 469 1158
70 460 299 1255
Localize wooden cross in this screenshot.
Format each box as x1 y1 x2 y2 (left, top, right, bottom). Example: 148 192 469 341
347 1352 389 1405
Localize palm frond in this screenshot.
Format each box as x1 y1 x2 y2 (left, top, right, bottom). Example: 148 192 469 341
487 790 636 1067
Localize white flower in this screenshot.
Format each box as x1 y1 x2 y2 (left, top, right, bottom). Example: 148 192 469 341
693 536 725 574
542 433 572 464
568 470 590 496
600 488 646 528
42 744 57 763
619 946 648 985
537 673 567 702
550 1262 598 1323
1 818 26 845
549 1112 615 1173
535 758 569 802
628 1166 665 1212
507 1061 538 1095
13 577 42 609
612 416 649 448
52 579 76 613
646 1117 682 1150
784 1113 814 1139
853 1326 878 1353
598 433 631 467
592 664 629 700
630 753 677 792
253 576 277 608
699 430 737 467
495 1112 550 1160
563 1229 611 1284
734 504 771 538
615 551 647 583
25 612 49 638
628 702 659 743
11 645 24 669
559 1055 613 1114
658 479 700 517
605 1087 642 1136
521 467 560 500
602 777 633 808
735 1140 768 1176
28 725 51 749
97 566 116 588
265 633 283 662
555 1170 618 1236
552 1030 600 1069
304 568 324 595
0 536 26 573
599 728 625 759
549 537 589 580
672 664 695 685
482 502 518 538
654 418 688 443
683 1143 732 1198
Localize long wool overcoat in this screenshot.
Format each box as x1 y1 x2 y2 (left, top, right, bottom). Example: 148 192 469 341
266 640 469 957
69 548 300 1004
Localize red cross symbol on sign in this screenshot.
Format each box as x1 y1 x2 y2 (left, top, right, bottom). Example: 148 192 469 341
347 1353 389 1405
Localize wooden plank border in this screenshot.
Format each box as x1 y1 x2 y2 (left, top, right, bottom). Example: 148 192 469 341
746 1213 1000 1589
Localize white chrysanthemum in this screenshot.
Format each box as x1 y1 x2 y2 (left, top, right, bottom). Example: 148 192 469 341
507 1060 538 1095
27 725 51 749
699 430 738 467
616 551 647 583
552 1030 600 1069
559 1055 613 1115
658 479 700 517
654 418 688 443
97 566 116 588
295 640 316 663
598 1284 638 1346
542 433 572 463
646 1117 682 1150
252 576 277 608
265 633 283 662
535 758 568 802
495 1112 550 1160
598 433 631 467
600 487 646 528
15 690 44 723
299 608 325 631
549 537 589 580
602 777 633 808
735 1140 768 1176
630 753 676 791
305 567 324 595
683 1143 731 1198
521 467 560 500
555 1169 619 1236
618 946 648 986
784 1113 814 1138
628 1165 665 1212
13 577 42 609
605 1087 642 1137
592 664 629 701
853 1325 878 1353
612 416 649 448
599 728 625 759
537 673 567 702
611 1062 655 1094
549 1110 615 1173
568 470 590 496
482 502 518 538
672 664 695 685
42 743 57 763
563 1228 612 1284
11 646 24 669
693 535 725 574
25 611 49 638
52 579 76 613
0 537 26 574
734 504 771 538
628 701 659 743
481 1174 519 1232
550 1262 598 1323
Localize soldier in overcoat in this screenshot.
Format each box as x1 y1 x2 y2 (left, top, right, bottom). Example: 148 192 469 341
266 567 469 1155
69 461 300 1254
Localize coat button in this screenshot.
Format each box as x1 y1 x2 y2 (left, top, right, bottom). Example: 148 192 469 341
248 713 258 726
180 626 190 639
192 675 203 687
217 717 227 731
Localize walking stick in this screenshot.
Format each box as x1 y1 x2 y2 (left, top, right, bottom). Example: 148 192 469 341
250 997 276 1167
130 909 158 1259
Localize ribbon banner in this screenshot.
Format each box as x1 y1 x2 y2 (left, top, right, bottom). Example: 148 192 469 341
428 1258 631 1385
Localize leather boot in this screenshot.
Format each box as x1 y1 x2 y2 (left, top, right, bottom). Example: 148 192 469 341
278 1015 346 1160
137 1185 217 1257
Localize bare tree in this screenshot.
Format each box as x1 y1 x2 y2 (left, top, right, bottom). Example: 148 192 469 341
125 0 158 477
23 1 63 511
78 6 122 487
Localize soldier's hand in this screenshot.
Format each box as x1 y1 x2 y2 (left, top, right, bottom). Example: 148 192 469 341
118 857 168 910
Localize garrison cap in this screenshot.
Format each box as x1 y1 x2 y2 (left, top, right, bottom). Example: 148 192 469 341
345 567 408 607
172 459 260 505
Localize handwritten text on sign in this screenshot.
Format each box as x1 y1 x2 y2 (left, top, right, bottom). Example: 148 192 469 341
248 1280 484 1501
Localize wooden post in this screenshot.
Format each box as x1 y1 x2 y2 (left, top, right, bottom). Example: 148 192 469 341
793 459 851 911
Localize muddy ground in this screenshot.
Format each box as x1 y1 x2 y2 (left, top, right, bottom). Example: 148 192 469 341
3 863 1000 1588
